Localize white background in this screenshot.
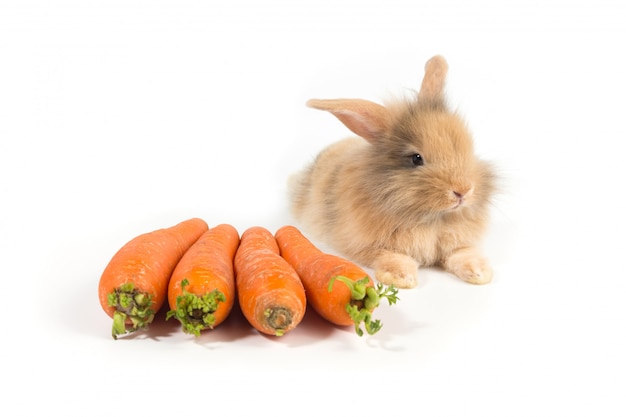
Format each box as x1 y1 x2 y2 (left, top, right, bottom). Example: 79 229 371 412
2 1 625 416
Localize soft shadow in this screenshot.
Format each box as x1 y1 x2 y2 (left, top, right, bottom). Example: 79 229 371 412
274 307 338 347
193 303 338 349
364 310 427 351
359 286 428 351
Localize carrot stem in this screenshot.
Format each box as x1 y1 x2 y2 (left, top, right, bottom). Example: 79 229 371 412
107 282 155 339
166 279 226 336
328 276 399 336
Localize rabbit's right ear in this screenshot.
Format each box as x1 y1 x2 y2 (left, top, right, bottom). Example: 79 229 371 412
306 98 391 143
417 55 448 106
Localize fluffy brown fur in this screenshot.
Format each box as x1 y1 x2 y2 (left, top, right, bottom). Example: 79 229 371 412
289 55 497 289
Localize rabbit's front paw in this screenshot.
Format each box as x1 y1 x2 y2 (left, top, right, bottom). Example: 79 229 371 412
373 252 419 289
444 248 493 285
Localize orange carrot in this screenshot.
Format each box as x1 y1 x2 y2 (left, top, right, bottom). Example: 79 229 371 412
234 226 306 336
275 225 398 336
98 217 208 339
166 224 240 336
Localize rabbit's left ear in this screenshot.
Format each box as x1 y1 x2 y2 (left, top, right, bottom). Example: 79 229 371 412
306 98 391 143
418 55 448 105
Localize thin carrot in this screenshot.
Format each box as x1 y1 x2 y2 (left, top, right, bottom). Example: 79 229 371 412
234 226 306 336
166 224 240 336
275 225 399 336
98 217 209 339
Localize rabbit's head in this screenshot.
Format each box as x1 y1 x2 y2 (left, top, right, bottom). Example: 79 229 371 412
306 56 496 226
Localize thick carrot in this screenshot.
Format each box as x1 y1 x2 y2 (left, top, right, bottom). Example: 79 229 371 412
98 217 208 339
275 225 399 336
234 226 306 336
166 224 240 336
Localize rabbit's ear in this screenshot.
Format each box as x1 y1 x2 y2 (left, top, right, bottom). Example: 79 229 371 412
418 55 448 105
306 98 391 143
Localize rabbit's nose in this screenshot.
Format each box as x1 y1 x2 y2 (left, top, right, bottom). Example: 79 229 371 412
452 184 474 200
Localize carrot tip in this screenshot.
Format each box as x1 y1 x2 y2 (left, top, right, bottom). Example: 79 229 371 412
263 307 294 336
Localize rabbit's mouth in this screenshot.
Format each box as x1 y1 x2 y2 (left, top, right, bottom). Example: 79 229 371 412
447 186 473 211
446 200 464 212
447 195 469 212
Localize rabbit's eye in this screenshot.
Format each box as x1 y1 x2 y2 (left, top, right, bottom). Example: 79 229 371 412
411 153 424 166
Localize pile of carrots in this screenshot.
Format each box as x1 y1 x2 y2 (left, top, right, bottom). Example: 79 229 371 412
98 218 399 340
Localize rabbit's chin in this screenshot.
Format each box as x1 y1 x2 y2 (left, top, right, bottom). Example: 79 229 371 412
393 202 482 228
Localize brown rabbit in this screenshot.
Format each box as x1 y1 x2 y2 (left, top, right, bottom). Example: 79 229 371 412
289 55 497 289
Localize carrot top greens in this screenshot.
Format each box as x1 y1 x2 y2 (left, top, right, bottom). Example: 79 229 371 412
107 282 155 339
166 279 226 336
328 276 399 336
